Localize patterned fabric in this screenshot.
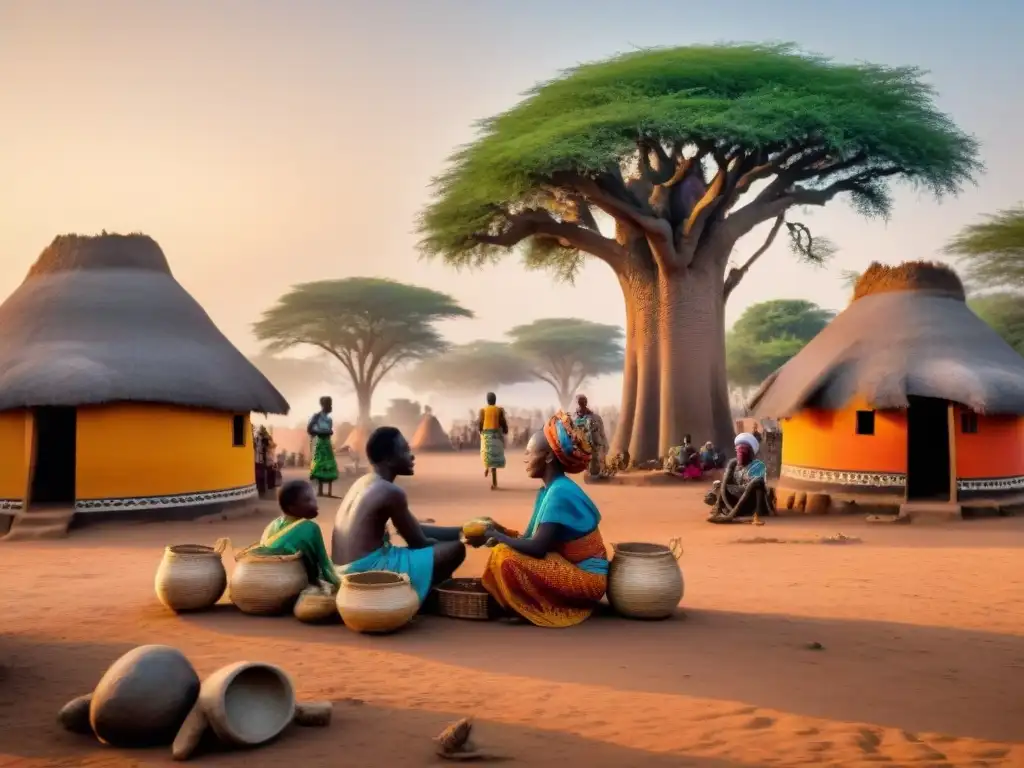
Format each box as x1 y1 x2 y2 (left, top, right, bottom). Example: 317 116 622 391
543 411 592 474
480 429 506 469
254 517 339 586
310 435 339 482
481 476 608 628
482 532 608 628
736 459 766 483
339 534 435 603
574 411 608 475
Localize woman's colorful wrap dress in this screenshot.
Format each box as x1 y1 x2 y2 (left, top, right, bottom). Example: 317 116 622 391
482 475 608 628
308 412 339 483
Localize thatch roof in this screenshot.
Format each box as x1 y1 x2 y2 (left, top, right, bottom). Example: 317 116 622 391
0 233 289 414
410 413 453 451
749 261 1024 418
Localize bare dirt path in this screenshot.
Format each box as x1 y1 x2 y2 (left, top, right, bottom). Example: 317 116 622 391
1 453 1022 766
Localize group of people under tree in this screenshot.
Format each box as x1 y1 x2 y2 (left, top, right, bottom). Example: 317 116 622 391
252 409 610 628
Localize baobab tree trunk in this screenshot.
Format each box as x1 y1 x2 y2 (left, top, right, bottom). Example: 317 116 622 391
609 251 735 464
355 386 373 426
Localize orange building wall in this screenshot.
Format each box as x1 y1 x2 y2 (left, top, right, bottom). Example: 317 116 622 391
0 410 32 501
954 407 1024 479
76 405 254 500
781 397 907 473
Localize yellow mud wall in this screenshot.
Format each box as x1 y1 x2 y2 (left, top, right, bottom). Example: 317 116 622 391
0 410 31 501
780 397 907 474
954 407 1024 479
76 405 253 500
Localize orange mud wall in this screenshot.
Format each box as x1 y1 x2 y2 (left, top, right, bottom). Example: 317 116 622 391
76 405 253 500
954 407 1024 479
0 410 32 502
781 397 907 473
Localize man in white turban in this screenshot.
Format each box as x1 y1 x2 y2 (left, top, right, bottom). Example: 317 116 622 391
704 432 771 523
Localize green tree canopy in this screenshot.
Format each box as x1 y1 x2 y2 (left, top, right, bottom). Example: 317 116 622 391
419 43 979 460
968 292 1024 356
403 341 533 394
726 299 833 388
944 206 1024 288
508 318 624 407
254 278 472 423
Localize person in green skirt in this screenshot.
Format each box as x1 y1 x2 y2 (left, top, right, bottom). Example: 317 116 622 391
307 396 340 497
254 479 339 587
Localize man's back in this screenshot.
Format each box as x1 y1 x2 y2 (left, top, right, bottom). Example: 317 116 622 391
331 473 398 565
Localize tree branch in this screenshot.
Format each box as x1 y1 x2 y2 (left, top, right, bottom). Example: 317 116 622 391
474 208 629 272
723 214 786 300
638 138 676 185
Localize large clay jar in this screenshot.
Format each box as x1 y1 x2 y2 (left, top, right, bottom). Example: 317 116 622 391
336 570 419 634
229 547 308 615
199 661 295 748
90 645 200 747
155 540 228 612
607 539 685 620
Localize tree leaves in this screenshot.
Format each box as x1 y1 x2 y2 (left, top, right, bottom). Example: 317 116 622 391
945 206 1024 290
402 341 534 394
419 43 980 281
726 299 834 388
253 278 472 406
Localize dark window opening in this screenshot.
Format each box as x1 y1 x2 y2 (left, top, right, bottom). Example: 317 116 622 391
855 410 875 436
232 415 246 447
960 410 979 434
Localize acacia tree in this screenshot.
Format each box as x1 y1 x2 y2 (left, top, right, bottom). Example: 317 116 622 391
404 341 533 394
248 353 335 400
945 206 1024 287
254 278 472 424
419 44 980 460
507 318 623 407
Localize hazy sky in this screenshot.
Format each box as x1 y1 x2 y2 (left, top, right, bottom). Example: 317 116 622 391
2 0 1022 424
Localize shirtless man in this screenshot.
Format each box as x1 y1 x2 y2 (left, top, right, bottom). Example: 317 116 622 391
331 426 466 602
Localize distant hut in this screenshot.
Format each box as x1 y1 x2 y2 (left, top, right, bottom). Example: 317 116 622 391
0 234 288 534
410 407 453 452
342 423 371 457
749 261 1024 519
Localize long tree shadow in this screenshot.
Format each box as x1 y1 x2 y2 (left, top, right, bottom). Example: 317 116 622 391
0 636 746 767
171 603 1024 744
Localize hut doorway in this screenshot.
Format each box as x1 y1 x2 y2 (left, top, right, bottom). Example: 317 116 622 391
905 396 952 501
30 406 77 505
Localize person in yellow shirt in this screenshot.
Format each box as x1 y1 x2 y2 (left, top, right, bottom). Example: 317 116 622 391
477 392 509 490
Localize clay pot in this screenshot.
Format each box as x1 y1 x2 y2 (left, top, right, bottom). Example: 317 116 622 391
230 548 308 615
154 540 228 612
57 693 93 735
607 539 685 620
199 662 295 747
336 571 419 634
90 645 200 747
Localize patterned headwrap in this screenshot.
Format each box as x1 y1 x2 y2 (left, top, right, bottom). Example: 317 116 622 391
543 410 592 474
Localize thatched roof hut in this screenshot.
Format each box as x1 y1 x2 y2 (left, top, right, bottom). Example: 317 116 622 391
410 408 453 451
0 233 288 414
749 261 1024 519
0 233 289 529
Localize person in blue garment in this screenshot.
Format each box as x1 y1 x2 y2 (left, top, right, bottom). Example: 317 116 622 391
705 432 772 523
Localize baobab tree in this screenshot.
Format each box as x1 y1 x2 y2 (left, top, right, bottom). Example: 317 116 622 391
255 278 471 424
419 43 980 460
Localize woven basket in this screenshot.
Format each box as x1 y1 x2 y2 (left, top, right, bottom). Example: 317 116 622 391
229 547 308 615
607 538 684 620
336 570 419 634
434 578 492 620
155 539 229 612
293 585 339 623
200 661 295 747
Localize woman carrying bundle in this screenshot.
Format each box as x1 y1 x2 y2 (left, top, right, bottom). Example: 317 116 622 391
472 411 609 628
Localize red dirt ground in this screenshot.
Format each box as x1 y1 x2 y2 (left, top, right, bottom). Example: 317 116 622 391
1 452 1023 767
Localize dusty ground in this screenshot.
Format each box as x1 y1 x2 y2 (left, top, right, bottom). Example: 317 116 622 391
1 452 1023 767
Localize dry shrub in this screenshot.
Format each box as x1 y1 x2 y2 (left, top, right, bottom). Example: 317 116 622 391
852 261 965 302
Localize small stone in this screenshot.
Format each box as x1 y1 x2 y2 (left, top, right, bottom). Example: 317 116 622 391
57 693 93 735
805 641 824 651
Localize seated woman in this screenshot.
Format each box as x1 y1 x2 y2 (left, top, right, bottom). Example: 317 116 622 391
251 479 340 587
331 427 466 606
699 441 720 470
475 412 608 628
705 432 773 524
